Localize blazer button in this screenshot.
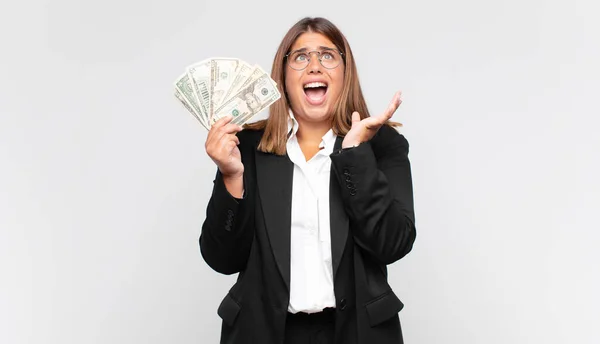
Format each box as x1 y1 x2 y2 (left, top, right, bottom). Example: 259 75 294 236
227 209 234 216
339 298 347 311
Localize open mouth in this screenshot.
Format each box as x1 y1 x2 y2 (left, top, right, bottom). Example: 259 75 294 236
303 81 328 105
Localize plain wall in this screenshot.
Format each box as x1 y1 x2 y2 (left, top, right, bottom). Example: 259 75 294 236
1 0 599 343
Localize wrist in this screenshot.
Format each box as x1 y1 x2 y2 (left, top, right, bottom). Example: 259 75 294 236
222 171 244 181
222 172 244 199
335 142 362 155
341 141 361 149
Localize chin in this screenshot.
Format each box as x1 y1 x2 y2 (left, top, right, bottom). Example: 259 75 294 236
301 107 332 122
289 96 333 123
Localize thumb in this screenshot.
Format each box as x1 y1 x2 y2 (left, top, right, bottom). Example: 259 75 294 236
351 111 361 125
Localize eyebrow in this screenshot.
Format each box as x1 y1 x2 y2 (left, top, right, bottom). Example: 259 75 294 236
292 45 337 53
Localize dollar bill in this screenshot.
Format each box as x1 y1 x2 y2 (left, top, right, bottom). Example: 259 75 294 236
174 88 208 130
187 60 211 124
209 58 241 121
213 73 281 126
174 57 281 130
240 65 270 92
221 61 254 103
174 72 208 128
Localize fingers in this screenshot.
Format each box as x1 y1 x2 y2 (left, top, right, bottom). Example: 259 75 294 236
208 115 240 135
226 139 239 151
364 116 384 130
364 92 401 129
214 123 243 140
384 91 402 119
207 115 231 141
350 90 402 131
217 134 238 152
207 133 240 165
216 133 240 147
212 114 234 129
208 131 240 152
205 115 243 162
207 116 243 145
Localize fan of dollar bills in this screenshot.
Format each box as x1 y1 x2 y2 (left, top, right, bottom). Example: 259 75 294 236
173 57 281 130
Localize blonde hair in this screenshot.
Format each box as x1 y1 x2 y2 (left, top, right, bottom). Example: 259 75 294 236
245 17 400 155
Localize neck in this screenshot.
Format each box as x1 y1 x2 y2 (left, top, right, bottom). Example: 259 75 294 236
294 118 331 161
295 119 331 145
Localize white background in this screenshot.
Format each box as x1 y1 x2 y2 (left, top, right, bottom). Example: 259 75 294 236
1 0 599 343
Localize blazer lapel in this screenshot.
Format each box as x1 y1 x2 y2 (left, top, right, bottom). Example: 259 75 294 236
329 136 349 279
255 150 294 291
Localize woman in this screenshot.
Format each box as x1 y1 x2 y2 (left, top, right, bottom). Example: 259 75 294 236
200 17 416 344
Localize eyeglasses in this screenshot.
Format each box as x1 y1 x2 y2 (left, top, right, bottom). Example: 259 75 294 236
285 48 344 71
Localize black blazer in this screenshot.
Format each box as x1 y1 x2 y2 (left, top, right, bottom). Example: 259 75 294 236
199 124 417 344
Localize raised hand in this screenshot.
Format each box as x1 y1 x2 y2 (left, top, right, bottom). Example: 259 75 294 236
342 91 402 148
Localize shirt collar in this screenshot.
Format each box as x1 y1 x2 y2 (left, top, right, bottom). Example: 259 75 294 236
287 110 337 153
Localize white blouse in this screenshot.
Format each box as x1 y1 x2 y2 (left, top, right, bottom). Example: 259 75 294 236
286 112 337 314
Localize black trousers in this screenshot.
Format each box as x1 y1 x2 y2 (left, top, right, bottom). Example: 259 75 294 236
284 308 335 344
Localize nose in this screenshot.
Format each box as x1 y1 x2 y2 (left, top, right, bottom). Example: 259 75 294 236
307 53 322 74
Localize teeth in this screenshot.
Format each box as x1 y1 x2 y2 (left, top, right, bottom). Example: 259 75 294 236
303 82 327 88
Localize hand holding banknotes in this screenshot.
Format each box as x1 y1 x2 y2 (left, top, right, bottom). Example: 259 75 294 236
173 57 281 197
204 115 244 198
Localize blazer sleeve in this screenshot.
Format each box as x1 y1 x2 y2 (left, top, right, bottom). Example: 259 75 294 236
199 133 256 275
329 126 416 265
